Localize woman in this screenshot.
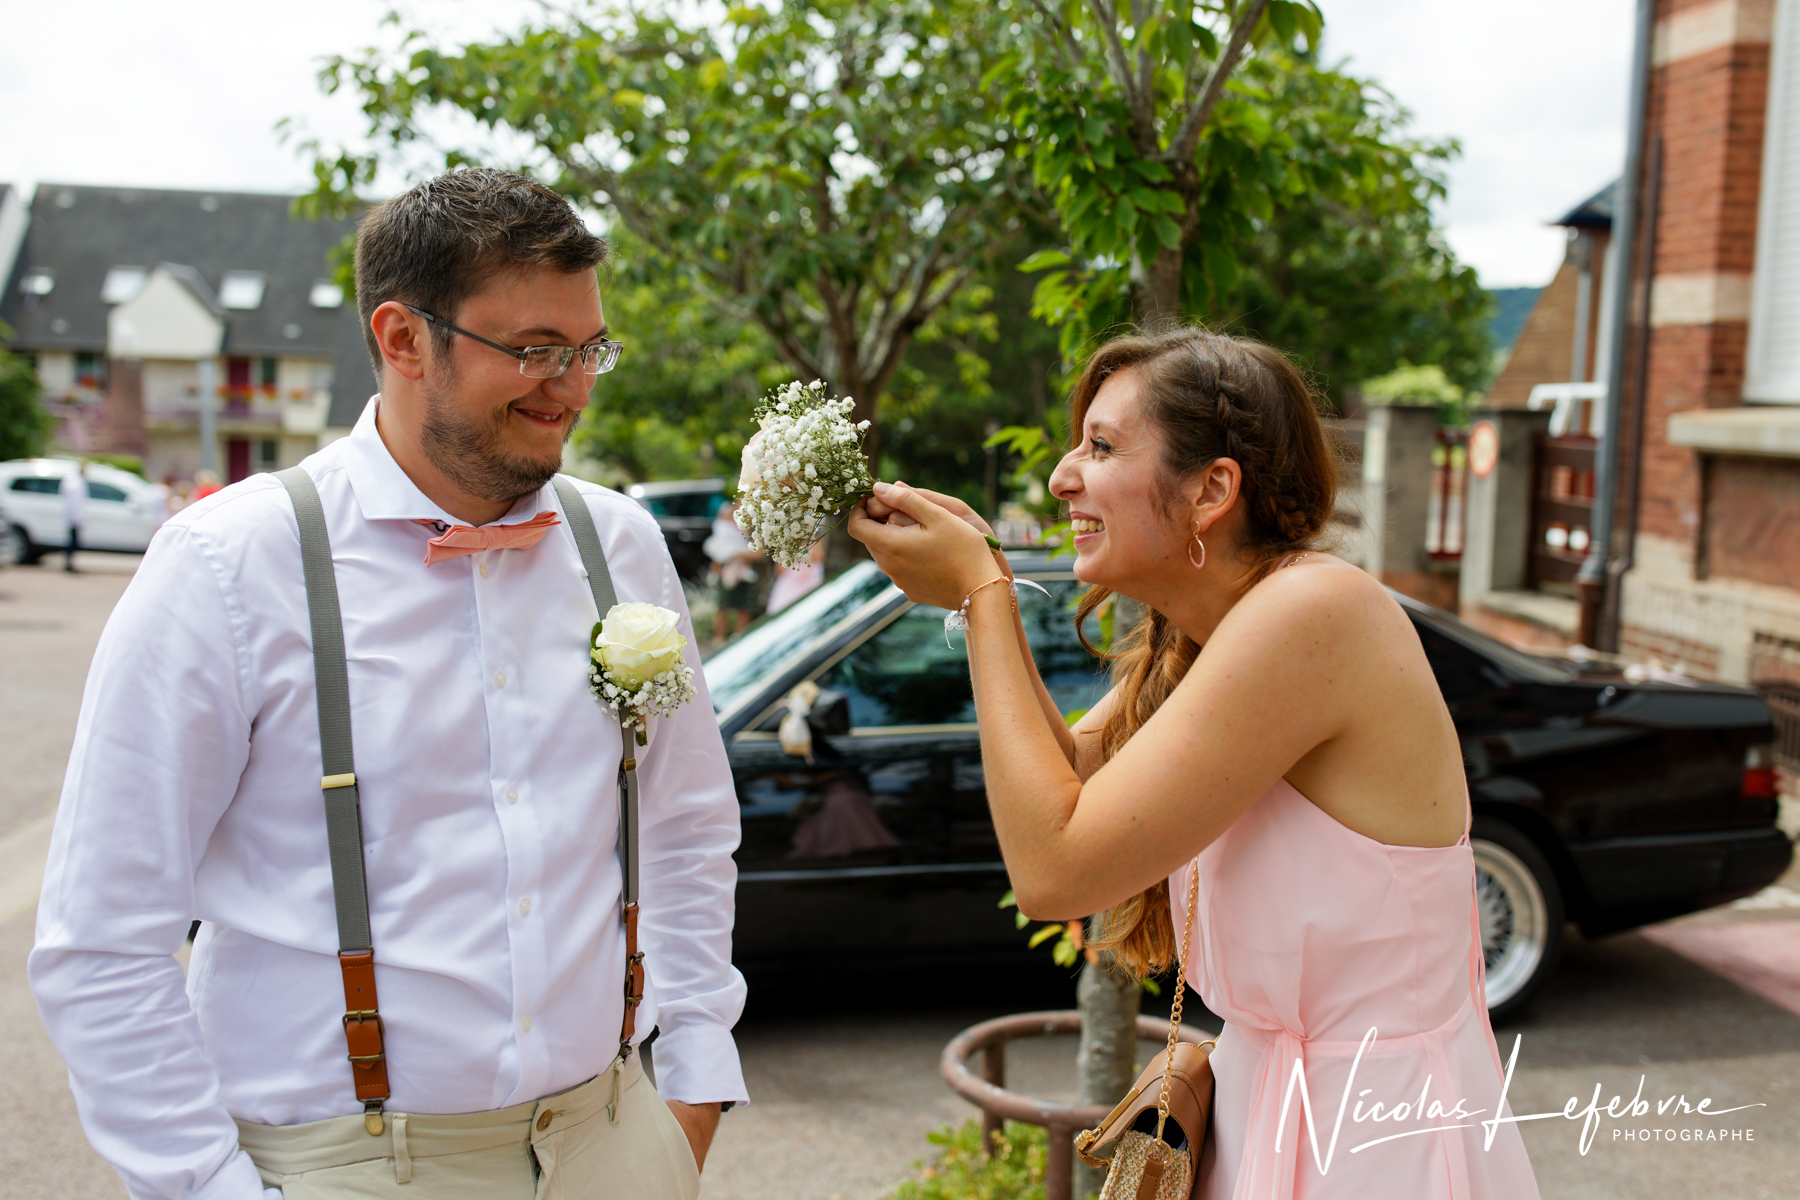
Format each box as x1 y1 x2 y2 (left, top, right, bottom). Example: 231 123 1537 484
849 327 1539 1199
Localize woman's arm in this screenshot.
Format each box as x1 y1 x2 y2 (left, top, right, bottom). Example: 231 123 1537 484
850 485 1374 920
861 485 1077 766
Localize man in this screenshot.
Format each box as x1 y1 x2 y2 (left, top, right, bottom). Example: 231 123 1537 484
31 169 746 1199
59 459 87 571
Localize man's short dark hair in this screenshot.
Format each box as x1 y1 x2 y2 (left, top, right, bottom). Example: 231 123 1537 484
354 168 610 378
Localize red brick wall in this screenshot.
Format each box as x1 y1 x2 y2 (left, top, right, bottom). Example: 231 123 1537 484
1618 624 1723 676
1650 43 1769 277
102 357 148 458
1624 8 1772 554
1635 323 1750 543
1702 455 1800 587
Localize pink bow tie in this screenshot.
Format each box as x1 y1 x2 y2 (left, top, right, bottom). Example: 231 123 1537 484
413 511 562 566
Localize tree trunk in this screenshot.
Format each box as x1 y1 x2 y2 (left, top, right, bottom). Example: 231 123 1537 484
1130 244 1184 330
1074 949 1141 1200
1071 594 1150 1197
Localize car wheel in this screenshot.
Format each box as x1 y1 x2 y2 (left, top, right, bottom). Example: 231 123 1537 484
1472 817 1564 1023
12 525 44 566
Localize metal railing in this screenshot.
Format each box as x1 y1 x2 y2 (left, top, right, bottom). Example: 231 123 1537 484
939 1010 1213 1200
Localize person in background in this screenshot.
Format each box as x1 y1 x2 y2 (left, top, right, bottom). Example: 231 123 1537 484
766 540 825 615
190 468 223 502
154 473 178 524
704 501 763 641
58 460 87 573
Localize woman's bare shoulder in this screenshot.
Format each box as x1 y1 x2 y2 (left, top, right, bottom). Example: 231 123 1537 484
1221 554 1406 642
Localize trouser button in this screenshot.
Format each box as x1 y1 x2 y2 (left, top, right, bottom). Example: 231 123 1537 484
536 1110 553 1132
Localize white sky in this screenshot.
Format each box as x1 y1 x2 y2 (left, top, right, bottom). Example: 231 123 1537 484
0 0 1633 289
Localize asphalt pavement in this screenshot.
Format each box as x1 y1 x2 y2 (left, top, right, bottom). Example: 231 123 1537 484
2 555 1798 1199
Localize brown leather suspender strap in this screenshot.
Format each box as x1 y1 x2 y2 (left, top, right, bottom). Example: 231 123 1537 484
279 468 391 1136
554 475 645 1063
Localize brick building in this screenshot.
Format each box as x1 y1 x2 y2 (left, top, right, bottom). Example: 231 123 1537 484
1611 0 1800 688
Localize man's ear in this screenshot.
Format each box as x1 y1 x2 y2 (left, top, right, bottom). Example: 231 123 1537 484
369 301 430 384
1189 457 1243 534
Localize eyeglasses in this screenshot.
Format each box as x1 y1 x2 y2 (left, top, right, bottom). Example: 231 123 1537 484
402 305 622 378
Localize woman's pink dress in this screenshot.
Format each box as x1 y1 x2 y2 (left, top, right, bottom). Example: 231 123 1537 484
1171 779 1541 1200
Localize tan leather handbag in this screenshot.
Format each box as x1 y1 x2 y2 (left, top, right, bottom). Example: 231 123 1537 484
1074 862 1215 1200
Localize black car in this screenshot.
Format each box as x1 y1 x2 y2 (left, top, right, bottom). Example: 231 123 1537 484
704 554 1790 1020
627 478 726 583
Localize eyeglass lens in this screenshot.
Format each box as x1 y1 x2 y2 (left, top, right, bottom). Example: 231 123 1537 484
518 343 621 378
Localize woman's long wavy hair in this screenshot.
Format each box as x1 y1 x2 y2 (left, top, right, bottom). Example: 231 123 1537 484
1074 327 1340 979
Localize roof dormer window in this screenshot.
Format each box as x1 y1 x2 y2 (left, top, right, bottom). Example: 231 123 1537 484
220 271 267 310
19 270 53 296
309 280 345 309
101 267 147 304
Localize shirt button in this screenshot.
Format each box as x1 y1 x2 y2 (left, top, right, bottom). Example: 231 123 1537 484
479 562 490 578
521 1014 533 1031
506 787 519 804
519 898 532 915
494 671 507 688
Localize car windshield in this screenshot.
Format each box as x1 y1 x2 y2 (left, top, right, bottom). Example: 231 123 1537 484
704 562 896 714
647 492 723 520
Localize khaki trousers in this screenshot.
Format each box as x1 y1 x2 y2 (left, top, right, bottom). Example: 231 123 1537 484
236 1054 700 1199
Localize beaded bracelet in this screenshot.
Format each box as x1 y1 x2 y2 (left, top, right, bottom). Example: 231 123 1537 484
943 572 1051 647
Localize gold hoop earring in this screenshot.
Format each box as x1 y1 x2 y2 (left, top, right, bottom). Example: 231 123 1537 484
1188 532 1207 571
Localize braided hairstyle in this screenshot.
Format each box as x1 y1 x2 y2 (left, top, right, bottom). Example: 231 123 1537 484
1069 326 1339 978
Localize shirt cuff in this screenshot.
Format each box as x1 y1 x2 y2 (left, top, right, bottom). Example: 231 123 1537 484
650 1021 749 1107
189 1148 272 1200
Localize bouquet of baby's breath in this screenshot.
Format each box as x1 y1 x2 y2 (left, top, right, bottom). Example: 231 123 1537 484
734 380 873 569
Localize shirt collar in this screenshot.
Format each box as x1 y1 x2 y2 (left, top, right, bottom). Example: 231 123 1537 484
340 395 553 528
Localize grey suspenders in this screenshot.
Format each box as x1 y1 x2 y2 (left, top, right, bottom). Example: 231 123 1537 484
551 475 647 1063
277 467 645 1137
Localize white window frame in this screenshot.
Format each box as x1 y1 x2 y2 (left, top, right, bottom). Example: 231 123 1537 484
1747 0 1800 403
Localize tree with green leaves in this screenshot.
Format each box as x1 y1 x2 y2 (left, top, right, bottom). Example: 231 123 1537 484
0 323 54 462
994 1 1488 404
993 0 1318 329
566 233 785 484
299 0 1035 478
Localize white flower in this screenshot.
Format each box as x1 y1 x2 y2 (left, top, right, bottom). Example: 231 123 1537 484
593 602 687 690
738 433 765 493
586 603 699 740
733 380 874 569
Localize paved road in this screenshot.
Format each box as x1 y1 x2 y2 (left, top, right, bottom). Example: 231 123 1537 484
3 557 1797 1199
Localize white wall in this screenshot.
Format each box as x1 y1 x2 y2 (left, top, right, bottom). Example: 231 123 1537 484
35 350 74 396
107 268 222 360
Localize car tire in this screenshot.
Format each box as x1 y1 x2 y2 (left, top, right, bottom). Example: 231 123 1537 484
12 525 44 566
1472 816 1565 1023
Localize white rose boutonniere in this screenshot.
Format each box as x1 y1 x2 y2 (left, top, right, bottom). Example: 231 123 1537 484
589 602 698 744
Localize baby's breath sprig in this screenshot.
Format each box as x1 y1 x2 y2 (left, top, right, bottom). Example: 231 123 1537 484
734 380 874 569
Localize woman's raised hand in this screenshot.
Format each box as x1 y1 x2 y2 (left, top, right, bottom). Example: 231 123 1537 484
848 482 999 610
860 482 997 539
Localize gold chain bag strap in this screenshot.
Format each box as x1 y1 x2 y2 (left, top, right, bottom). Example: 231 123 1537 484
1074 861 1216 1200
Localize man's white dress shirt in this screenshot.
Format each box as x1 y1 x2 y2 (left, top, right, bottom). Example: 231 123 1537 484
30 399 747 1200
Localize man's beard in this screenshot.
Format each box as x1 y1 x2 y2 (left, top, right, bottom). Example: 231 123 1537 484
418 374 572 505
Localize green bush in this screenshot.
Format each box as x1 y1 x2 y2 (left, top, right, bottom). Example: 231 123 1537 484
0 345 53 462
80 453 147 479
890 1119 1048 1200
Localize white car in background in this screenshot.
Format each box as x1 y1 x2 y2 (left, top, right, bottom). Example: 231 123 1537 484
0 459 165 561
